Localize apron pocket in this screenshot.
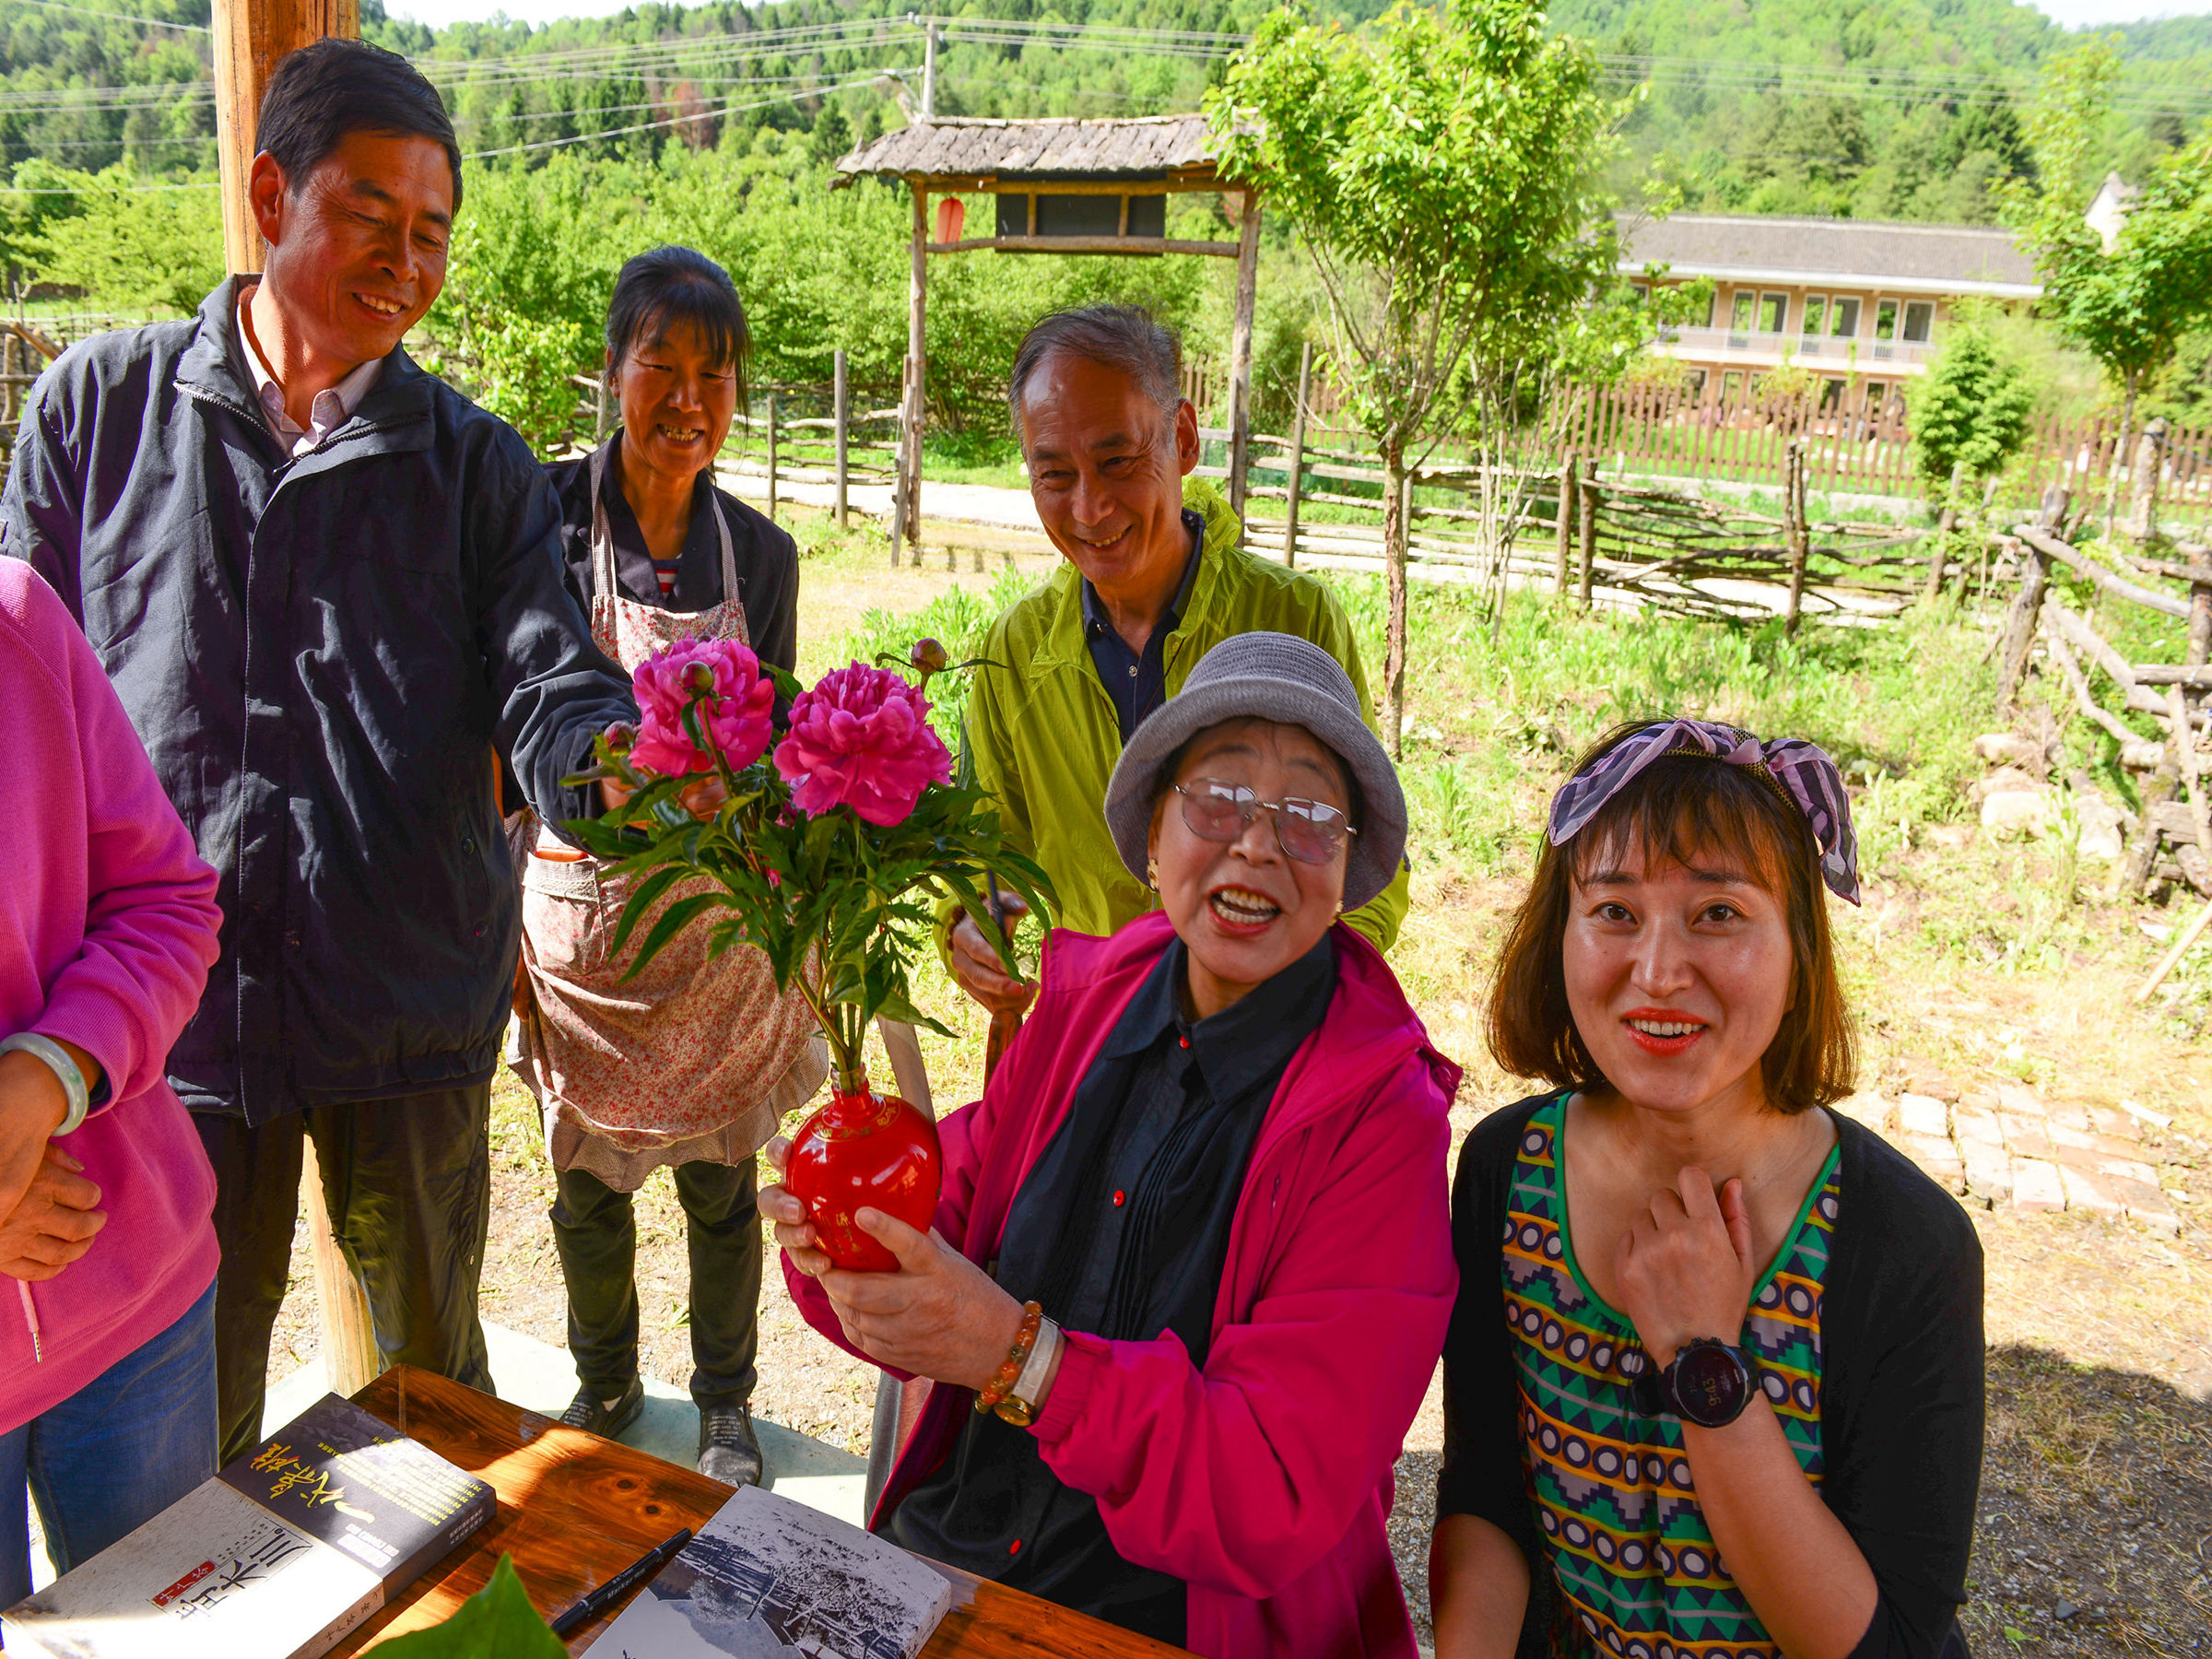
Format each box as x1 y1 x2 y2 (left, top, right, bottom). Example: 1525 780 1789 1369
522 853 612 975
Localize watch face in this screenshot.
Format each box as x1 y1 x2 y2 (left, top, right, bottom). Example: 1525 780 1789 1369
1673 1343 1749 1427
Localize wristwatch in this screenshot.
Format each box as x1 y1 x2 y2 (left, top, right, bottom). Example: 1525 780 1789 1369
994 1318 1061 1428
1651 1338 1753 1429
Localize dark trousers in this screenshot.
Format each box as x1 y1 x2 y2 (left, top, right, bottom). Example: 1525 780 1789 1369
194 1085 495 1466
549 1159 761 1408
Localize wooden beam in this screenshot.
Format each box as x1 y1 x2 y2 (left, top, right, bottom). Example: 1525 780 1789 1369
1226 189 1261 529
2015 524 2193 621
892 185 928 568
924 235 1241 257
894 171 1223 195
213 0 359 274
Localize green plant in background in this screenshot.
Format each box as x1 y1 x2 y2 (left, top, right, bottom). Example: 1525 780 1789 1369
1208 0 1633 755
832 567 1036 746
431 313 593 455
25 166 222 315
2005 39 2212 526
373 1556 564 1659
1910 324 2036 506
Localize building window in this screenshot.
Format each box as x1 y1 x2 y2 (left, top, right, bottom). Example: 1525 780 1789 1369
1729 291 1755 335
1759 292 1788 334
1902 300 1935 345
1723 371 1745 402
1865 379 1888 412
1803 296 1828 335
1830 296 1862 338
1695 288 1716 328
1822 378 1847 409
1686 369 1709 400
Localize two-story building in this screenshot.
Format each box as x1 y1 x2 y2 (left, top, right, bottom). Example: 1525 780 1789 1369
1618 212 2041 413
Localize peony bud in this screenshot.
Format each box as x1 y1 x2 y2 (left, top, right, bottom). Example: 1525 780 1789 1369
602 721 637 756
909 638 948 675
683 662 718 696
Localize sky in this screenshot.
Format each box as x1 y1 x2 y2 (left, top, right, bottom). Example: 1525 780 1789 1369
386 0 2212 29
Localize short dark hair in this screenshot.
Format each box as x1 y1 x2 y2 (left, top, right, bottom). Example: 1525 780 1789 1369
605 246 750 411
1006 304 1182 439
1487 722 1857 1113
256 39 463 214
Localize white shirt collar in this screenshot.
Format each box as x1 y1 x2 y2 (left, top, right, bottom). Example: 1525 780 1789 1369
235 285 383 458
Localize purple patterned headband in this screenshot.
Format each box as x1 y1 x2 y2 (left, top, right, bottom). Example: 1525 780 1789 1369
1546 719 1861 906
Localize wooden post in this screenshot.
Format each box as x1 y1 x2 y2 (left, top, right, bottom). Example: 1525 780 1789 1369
1783 440 1810 635
213 0 359 275
1554 454 1578 597
891 186 928 568
1576 477 1598 610
2188 537 2212 668
832 347 850 529
1924 459 1964 603
1996 500 2062 712
2127 418 2169 543
214 0 379 1397
300 1135 381 1396
1281 340 1312 568
1225 188 1262 531
765 388 779 523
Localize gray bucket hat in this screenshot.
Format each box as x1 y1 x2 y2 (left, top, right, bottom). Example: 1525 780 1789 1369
1102 632 1406 912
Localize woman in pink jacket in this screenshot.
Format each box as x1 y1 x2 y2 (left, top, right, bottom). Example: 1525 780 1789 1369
765 633 1458 1657
0 560 223 1604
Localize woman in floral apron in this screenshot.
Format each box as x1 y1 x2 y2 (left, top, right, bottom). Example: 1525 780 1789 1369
517 247 824 1485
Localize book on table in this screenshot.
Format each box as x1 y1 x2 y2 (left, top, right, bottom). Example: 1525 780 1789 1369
1 1392 495 1659
590 1484 953 1659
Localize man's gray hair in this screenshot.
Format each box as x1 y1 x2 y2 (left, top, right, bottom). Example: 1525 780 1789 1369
1006 305 1183 440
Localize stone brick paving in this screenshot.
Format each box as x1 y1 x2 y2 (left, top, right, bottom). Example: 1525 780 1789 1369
1832 1065 2185 1235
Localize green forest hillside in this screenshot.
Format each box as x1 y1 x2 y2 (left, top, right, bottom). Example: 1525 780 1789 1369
0 0 2203 228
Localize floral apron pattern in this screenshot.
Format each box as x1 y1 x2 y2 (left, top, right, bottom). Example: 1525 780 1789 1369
513 441 823 1171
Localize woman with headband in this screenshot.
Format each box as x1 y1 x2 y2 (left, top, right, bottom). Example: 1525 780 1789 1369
1430 721 1983 1659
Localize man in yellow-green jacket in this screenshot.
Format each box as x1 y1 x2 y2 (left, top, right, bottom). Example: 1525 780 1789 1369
945 305 1409 1016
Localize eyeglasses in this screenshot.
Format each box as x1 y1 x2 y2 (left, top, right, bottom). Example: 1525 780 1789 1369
1172 779 1357 866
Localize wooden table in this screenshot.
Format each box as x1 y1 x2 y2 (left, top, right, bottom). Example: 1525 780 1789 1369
331 1366 1186 1658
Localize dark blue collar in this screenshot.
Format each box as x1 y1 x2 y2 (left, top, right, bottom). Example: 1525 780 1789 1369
1101 931 1338 1105
1078 508 1205 643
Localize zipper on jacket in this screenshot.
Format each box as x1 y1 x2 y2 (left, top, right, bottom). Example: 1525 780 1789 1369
18 1281 40 1362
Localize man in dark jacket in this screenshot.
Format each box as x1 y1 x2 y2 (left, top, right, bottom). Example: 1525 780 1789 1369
2 41 637 1462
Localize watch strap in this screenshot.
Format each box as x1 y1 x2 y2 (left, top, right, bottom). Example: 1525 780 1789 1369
1 1033 89 1137
994 1318 1060 1427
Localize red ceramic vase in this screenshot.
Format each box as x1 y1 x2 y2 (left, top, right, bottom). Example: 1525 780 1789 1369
782 1077 942 1272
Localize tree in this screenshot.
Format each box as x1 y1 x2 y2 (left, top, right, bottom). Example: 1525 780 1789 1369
2006 40 2212 530
1207 0 1628 753
809 105 853 169
1910 325 2034 499
29 167 222 316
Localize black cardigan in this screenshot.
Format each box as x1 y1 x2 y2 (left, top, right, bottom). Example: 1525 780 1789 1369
1437 1093 1984 1659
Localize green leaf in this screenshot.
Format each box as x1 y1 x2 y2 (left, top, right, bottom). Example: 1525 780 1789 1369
619 891 735 982
605 863 691 955
370 1556 565 1659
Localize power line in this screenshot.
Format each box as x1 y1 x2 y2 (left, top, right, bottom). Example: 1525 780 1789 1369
462 70 892 160
0 0 206 31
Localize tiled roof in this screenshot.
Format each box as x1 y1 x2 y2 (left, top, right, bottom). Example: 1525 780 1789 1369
836 114 1218 181
1618 212 2041 297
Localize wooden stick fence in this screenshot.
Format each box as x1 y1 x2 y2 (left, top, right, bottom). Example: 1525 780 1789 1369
1194 413 1937 626
1994 490 2212 895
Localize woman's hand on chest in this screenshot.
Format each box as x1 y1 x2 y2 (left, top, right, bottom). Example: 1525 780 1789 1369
1566 1096 1834 1366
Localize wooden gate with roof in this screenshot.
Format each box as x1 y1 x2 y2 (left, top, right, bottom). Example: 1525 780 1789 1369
834 113 1262 564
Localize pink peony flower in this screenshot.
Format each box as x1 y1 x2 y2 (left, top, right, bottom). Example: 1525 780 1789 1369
630 638 774 776
774 662 952 826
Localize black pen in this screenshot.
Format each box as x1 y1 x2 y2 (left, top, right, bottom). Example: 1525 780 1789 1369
548 1525 693 1637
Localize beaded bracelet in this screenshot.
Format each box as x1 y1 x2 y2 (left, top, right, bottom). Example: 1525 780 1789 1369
974 1300 1044 1413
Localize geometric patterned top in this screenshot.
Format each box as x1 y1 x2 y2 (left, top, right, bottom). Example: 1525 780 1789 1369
1501 1093 1842 1659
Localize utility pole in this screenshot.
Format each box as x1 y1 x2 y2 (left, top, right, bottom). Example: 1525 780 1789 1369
920 15 938 121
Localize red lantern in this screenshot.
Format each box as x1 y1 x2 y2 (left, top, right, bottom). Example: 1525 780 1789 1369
782 1079 942 1272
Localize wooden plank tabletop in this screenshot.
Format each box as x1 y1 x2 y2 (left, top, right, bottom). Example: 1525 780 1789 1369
333 1366 1187 1659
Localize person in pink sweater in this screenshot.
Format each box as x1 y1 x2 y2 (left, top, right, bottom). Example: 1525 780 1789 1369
764 633 1458 1658
0 560 223 1605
